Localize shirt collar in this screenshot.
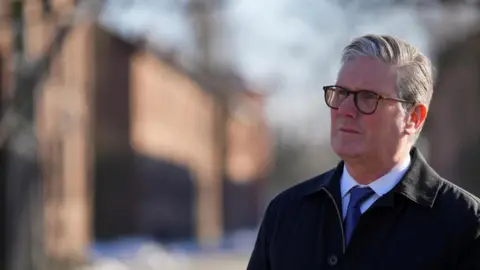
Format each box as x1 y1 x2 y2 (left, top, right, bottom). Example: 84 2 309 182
304 147 442 208
340 154 412 198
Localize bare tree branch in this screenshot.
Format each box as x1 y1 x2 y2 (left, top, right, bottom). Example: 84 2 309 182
0 0 104 148
3 1 105 270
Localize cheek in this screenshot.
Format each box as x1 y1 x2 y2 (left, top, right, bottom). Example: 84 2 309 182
362 115 385 138
363 114 402 140
330 111 337 126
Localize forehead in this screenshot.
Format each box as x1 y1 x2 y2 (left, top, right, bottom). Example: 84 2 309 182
336 56 398 96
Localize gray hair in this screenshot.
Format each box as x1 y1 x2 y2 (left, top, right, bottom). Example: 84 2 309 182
341 34 434 111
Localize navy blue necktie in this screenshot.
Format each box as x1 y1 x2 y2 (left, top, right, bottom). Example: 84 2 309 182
344 186 375 246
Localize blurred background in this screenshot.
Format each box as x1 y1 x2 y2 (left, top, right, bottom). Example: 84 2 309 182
1 0 480 269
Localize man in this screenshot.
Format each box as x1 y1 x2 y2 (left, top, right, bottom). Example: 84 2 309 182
247 34 480 270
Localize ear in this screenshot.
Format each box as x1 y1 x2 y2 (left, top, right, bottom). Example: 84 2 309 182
404 104 427 135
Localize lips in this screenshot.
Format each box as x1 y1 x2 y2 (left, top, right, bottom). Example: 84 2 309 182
339 127 360 134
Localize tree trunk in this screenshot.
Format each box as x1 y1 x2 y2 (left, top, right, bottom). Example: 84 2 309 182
188 0 227 247
4 1 45 269
4 1 84 269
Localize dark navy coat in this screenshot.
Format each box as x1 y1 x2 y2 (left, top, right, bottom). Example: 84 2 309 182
247 148 480 270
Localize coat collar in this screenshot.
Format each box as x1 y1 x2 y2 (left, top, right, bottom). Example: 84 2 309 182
304 147 442 208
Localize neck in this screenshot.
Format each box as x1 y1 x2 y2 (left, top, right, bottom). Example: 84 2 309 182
344 148 410 185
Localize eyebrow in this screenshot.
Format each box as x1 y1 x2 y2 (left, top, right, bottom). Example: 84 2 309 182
334 84 382 95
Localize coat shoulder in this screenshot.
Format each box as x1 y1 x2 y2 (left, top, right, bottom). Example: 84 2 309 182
268 169 334 208
435 178 480 220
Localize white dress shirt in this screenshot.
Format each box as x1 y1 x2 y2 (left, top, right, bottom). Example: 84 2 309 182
340 155 412 219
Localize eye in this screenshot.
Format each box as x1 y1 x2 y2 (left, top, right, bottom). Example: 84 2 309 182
358 91 379 100
335 87 349 96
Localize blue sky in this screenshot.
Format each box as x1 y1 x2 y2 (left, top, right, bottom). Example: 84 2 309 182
99 0 433 144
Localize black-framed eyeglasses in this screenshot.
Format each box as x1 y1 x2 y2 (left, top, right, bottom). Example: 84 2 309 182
322 85 414 115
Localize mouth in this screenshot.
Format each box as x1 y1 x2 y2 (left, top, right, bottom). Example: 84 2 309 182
339 127 360 134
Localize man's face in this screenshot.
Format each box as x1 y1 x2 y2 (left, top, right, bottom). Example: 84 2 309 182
330 56 408 161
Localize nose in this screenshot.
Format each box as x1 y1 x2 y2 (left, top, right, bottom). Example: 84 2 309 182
336 94 358 118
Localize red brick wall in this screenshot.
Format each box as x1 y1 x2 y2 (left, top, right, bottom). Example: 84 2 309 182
427 32 480 195
2 0 273 250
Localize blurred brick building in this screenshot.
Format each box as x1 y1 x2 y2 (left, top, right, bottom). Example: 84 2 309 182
0 0 272 264
426 30 480 197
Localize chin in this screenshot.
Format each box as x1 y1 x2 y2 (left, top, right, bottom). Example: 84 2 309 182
331 138 365 159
